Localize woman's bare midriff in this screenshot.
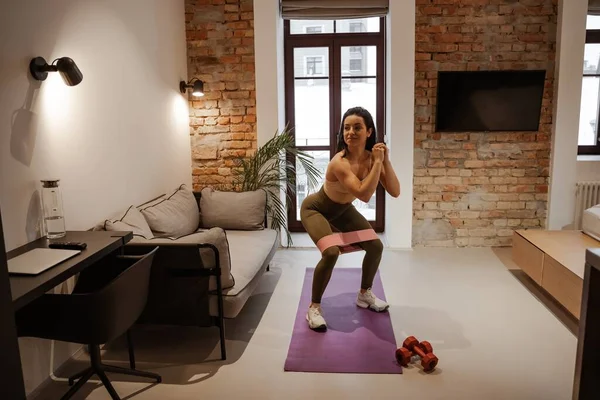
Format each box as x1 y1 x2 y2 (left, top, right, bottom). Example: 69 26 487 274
323 180 355 204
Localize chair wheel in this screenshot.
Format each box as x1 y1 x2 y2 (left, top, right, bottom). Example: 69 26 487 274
68 378 74 386
156 377 162 383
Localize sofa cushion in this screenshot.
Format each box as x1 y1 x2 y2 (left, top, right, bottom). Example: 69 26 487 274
200 187 267 230
140 184 200 238
136 194 166 210
91 195 166 234
130 228 234 291
103 206 154 239
221 228 278 297
209 259 267 319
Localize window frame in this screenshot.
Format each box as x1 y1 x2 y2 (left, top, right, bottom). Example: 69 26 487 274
579 29 600 155
283 18 387 232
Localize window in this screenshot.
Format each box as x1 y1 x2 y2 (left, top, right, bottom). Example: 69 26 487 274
579 15 600 155
349 59 362 72
290 20 334 34
305 56 324 76
284 18 386 232
336 17 379 33
305 26 323 34
349 22 364 33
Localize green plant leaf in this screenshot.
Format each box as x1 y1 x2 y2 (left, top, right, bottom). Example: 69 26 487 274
229 125 323 246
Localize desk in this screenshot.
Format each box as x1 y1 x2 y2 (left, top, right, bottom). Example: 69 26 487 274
573 249 600 399
2 230 132 400
8 230 133 311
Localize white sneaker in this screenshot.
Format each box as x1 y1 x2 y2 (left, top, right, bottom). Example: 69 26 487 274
306 306 327 331
357 288 389 312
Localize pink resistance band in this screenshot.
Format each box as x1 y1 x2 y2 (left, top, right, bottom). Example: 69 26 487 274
316 229 379 254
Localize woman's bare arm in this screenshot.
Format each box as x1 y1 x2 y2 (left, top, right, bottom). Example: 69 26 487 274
331 158 383 203
374 143 400 198
379 159 400 197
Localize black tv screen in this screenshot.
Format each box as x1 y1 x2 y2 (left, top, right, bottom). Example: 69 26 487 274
435 70 546 132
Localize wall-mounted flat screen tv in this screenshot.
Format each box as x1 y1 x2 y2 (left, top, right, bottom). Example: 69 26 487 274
435 70 546 132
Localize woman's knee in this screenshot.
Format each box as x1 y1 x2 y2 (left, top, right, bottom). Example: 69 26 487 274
363 238 384 256
321 246 340 263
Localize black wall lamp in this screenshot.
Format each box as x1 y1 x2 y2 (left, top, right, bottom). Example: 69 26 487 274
29 57 83 86
179 78 204 97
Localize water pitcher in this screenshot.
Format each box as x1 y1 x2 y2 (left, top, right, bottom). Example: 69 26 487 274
40 179 66 238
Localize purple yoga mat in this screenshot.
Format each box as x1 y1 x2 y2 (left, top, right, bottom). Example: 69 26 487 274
284 268 401 374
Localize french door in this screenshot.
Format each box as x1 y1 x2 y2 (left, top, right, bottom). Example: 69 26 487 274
283 18 386 232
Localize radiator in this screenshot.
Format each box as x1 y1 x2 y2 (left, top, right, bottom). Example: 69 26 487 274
575 181 600 229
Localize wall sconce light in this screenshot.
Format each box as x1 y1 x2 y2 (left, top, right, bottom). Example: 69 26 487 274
29 57 83 86
179 78 204 97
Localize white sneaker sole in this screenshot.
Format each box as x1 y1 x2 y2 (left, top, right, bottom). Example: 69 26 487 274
356 299 389 312
306 314 327 331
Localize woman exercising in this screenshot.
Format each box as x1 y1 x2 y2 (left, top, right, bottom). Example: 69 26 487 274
300 106 400 331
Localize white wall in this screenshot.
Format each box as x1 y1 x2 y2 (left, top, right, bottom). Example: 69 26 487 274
577 158 600 181
253 0 286 149
253 0 289 245
547 0 588 229
384 1 415 249
253 1 415 249
0 0 191 394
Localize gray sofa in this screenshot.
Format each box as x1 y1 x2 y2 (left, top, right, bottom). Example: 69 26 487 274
93 184 279 359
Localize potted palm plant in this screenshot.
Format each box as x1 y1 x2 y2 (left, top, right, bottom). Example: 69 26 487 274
230 126 322 246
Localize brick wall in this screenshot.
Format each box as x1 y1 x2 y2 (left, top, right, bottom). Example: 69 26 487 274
185 0 256 191
413 0 557 247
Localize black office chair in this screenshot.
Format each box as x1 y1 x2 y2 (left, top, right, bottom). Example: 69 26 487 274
15 247 161 400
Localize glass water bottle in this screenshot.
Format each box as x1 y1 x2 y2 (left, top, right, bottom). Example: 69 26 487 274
41 179 66 239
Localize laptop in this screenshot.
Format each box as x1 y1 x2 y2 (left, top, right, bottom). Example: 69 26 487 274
7 248 82 276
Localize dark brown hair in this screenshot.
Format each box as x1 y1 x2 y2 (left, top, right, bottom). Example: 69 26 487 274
336 106 377 157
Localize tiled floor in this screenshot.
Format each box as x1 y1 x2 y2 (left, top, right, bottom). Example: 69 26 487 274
34 245 578 400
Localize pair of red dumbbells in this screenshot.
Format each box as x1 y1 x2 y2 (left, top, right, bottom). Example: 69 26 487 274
395 336 439 372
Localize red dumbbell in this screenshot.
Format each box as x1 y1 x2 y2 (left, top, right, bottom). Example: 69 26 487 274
395 346 413 367
397 336 439 372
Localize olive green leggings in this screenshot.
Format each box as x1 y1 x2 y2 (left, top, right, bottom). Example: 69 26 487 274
300 187 384 304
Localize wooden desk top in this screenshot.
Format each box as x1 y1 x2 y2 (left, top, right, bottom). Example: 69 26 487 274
515 229 600 279
8 230 132 310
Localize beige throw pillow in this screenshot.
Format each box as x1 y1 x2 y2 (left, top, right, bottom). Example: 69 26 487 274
200 187 266 230
140 184 200 237
104 206 154 239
